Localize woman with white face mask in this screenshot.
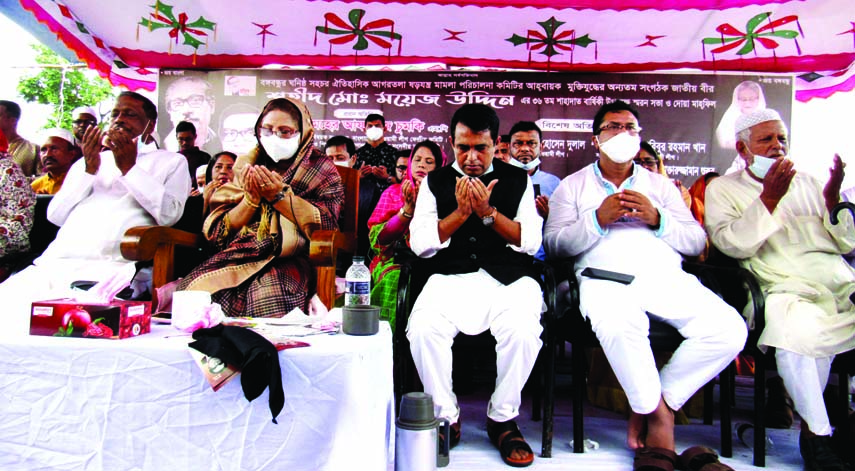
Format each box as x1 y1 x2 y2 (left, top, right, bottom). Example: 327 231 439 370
176 98 345 317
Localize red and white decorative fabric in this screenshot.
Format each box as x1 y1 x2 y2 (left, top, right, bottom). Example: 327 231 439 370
19 0 855 100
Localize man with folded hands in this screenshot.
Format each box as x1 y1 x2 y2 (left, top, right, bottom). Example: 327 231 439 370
407 103 543 468
544 100 746 471
0 92 189 335
706 108 855 471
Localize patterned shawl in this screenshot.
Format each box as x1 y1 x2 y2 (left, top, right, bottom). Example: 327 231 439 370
182 97 344 293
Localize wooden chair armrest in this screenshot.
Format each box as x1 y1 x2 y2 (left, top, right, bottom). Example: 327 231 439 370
121 226 203 261
120 225 204 308
309 229 345 267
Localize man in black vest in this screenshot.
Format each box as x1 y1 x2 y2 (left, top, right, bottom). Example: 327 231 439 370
407 104 543 468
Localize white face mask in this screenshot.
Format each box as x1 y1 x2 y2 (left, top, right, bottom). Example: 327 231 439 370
598 132 641 164
509 157 541 172
333 159 352 167
260 135 300 162
365 127 383 142
748 155 777 179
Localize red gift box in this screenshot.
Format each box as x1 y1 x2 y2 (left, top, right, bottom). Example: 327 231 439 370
30 299 152 339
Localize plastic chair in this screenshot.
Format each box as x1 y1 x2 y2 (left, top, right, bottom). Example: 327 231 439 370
393 254 558 457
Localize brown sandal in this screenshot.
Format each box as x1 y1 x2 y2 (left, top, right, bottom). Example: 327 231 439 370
633 447 677 471
678 445 734 471
486 418 534 468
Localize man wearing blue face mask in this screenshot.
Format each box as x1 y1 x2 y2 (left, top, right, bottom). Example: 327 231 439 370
508 122 560 218
508 121 559 261
545 100 746 470
706 108 855 471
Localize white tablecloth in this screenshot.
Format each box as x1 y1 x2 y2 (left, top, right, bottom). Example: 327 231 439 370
0 323 395 471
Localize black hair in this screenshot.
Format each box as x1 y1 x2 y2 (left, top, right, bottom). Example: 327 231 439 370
450 104 500 143
498 135 511 145
592 100 640 135
364 113 385 126
206 151 237 184
639 141 660 162
508 121 542 141
324 135 356 156
0 100 22 120
118 91 158 122
176 121 197 134
413 140 443 165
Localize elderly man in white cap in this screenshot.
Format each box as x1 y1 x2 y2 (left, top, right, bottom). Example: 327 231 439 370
706 108 855 471
70 106 98 144
31 128 80 194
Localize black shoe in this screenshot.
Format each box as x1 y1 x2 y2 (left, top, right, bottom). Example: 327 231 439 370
800 432 849 471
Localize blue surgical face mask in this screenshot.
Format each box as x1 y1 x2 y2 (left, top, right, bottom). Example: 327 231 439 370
137 120 154 153
748 155 777 179
509 157 541 172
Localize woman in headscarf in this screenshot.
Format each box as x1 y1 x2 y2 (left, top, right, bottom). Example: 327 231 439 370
177 98 344 317
366 140 443 330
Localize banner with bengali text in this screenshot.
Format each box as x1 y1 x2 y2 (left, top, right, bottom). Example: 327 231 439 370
157 69 793 184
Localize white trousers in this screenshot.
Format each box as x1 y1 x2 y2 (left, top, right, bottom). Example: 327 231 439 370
579 270 747 414
406 270 543 424
776 348 834 436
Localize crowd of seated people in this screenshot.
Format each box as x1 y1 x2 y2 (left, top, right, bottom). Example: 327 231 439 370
5 84 855 471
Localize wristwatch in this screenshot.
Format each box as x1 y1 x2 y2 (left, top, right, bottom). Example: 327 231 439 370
271 191 287 205
481 206 498 227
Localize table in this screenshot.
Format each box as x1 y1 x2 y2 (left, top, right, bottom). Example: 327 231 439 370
0 322 395 471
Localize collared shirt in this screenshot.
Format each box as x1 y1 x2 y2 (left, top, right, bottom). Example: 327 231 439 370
530 168 560 198
410 160 541 258
544 162 705 277
40 144 190 264
31 172 67 195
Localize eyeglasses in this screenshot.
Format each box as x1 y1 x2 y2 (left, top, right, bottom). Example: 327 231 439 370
259 127 298 139
634 158 658 167
166 94 208 112
396 165 408 171
599 122 642 135
222 129 255 141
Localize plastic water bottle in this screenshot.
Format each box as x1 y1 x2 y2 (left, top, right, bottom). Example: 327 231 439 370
345 256 371 306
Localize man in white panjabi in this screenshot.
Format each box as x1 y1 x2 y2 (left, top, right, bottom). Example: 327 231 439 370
544 100 746 470
407 103 542 467
705 108 855 471
0 92 190 337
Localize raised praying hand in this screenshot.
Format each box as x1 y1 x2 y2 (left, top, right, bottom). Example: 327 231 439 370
824 154 845 212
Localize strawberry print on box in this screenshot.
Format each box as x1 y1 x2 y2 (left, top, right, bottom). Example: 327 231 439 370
30 299 151 339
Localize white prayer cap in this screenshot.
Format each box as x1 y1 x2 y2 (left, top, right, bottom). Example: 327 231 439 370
735 108 783 134
72 106 98 122
41 128 75 146
195 166 207 178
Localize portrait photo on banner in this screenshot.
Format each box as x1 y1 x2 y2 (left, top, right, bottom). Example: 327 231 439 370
156 70 794 185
